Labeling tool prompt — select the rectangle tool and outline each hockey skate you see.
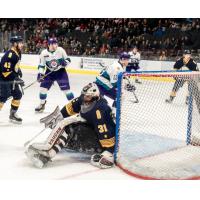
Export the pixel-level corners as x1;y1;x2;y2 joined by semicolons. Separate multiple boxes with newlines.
9;110;22;124
35;100;47;113
25;145;50;168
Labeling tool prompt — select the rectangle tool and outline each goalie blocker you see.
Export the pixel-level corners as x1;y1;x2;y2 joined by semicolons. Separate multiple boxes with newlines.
25;83;116;169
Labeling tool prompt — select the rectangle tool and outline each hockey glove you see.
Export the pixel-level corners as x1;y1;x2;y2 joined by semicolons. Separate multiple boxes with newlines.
60;58;71;68
14;77;25;87
91;151;114;169
37;73;45;82
125;83;136;92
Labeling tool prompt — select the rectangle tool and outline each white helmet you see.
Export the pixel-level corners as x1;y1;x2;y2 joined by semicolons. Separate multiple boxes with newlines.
81;83;100;97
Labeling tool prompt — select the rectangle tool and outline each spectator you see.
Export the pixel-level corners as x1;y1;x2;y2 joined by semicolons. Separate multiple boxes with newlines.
0;18;199;60
159;50;167;61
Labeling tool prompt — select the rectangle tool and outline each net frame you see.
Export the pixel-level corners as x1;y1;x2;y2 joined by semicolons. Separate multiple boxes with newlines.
114;71;200;180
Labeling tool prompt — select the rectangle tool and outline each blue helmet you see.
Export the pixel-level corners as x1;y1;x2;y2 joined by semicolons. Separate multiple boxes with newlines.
10;36;23;43
119;52;130;60
48;38;58;45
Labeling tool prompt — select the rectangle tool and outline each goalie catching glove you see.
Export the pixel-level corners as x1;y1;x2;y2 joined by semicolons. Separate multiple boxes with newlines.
91;150;114;169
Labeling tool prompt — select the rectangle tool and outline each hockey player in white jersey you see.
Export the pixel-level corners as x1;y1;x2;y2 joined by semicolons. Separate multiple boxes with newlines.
35;38;74;113
127;46;142;84
95;52;131;108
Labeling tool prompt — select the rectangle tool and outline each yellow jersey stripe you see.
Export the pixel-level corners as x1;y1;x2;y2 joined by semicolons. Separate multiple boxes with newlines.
99;137;115;148
65;102;77;116
0;102;4;109
2;72;12;77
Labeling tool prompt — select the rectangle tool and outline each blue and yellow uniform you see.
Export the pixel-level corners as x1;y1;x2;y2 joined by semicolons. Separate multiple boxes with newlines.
166;50;198;104
60;95;116;153
0;48;21;81
174;57;198;71
0;47;22;111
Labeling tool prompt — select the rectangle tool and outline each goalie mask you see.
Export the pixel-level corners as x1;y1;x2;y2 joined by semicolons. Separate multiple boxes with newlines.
81;83;100;106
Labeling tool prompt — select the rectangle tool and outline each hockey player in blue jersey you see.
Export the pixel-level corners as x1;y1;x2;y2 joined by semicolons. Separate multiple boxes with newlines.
35;38;74;113
0;36;24;123
165;50;198;104
26;83;116;169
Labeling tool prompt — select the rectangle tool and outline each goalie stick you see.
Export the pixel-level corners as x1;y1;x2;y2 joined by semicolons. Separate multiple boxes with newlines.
99;62;139;103
24;127;46;148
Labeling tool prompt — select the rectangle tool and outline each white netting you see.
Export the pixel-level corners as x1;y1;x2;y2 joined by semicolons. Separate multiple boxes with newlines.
115;72;200;179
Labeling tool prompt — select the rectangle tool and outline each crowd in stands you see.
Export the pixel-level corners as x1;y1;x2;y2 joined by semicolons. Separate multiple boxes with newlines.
0;18;200;60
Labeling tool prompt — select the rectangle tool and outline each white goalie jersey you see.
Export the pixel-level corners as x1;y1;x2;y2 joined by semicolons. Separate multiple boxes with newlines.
128;51;141;65
38;47;69;73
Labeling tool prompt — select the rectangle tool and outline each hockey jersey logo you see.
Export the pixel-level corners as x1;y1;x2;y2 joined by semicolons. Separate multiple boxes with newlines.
49;59;59;68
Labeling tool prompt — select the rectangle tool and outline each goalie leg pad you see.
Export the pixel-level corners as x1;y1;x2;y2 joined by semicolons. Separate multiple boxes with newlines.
32;125;65;151
25;145;51;168
35;114;86;151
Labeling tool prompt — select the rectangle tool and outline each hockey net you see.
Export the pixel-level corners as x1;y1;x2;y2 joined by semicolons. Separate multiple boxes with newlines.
115;71;200;179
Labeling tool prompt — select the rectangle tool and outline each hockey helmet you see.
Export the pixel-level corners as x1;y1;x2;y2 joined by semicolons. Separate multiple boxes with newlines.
119;52;130;60
183;49;191;55
81;83;100;97
10;36;23;43
48;38;58;45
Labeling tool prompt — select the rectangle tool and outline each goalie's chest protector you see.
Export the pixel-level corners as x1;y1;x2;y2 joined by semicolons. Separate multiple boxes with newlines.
80;98;113;129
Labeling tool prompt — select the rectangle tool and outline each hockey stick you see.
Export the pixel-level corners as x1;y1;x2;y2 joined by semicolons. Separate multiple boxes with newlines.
24;127;46;148
7;69;57;101
124;76;139;103
99;62;107;69
23;69;57;90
